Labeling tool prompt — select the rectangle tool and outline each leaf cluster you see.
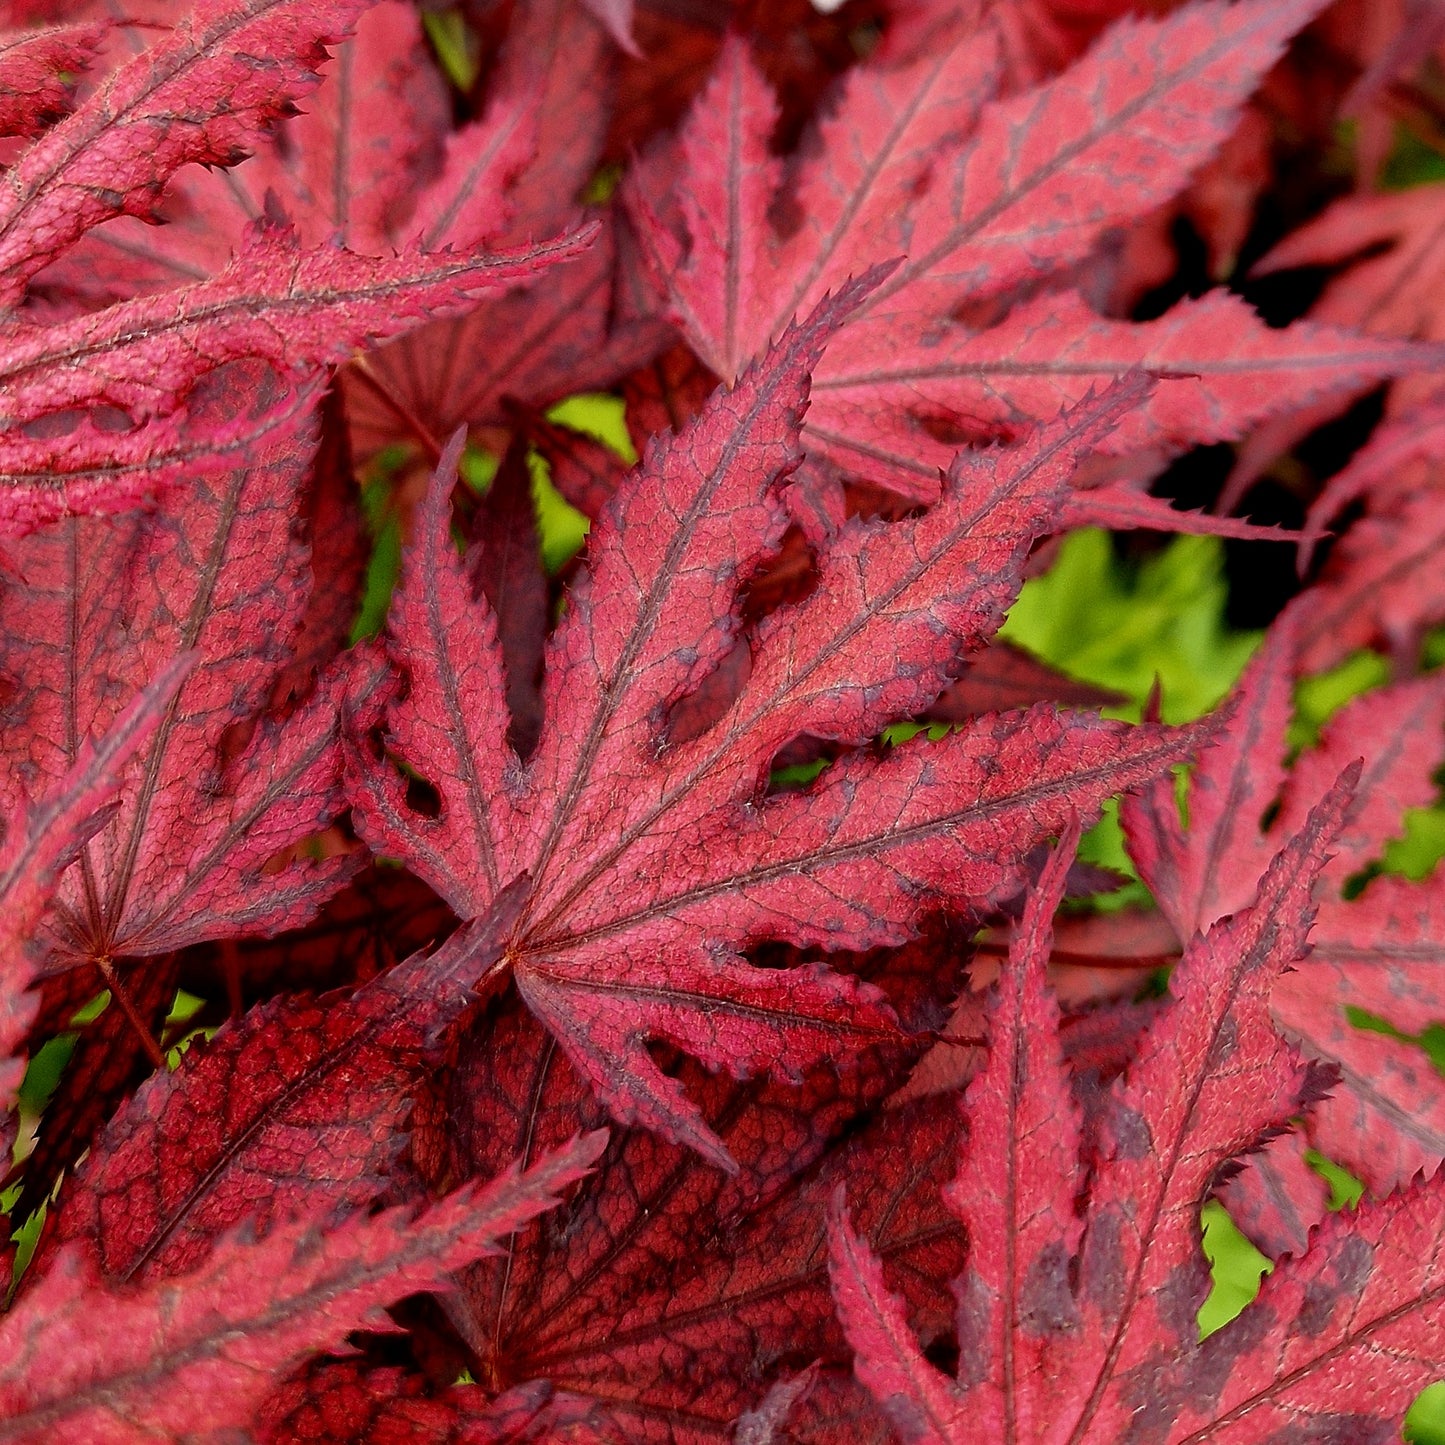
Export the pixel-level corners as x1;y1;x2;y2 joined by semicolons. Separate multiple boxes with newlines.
0;0;1444;1440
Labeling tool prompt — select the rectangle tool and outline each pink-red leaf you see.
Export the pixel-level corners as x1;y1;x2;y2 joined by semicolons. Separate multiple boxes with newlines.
0;376;352;968
1121;609;1445;1207
0;661;186;1104
352;282;1201;1159
0;221;595;429
625;3;1411;504
0;371;322;538
0;0;372;301
827;786;1445;1445
0;1133;605;1443
0;21;105;138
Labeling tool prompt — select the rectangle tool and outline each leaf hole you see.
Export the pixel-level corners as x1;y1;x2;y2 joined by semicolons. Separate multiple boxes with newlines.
767;737;837;792
1405;1381;1445;1442
405;773;443;819
921;1328;960;1377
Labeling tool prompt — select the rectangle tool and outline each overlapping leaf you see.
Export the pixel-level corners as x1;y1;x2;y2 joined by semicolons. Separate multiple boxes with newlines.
1120;611;1445;1221
0;0;598;530
0;368;353;974
1233;184;1445;668
0;1133;604;1443
243;927;970;1443
350;279;1201;1162
0;0;373;300
829;798;1445;1445
628;1;1443;514
341;0;665;465
0;664;184;1105
5;0;1445;1436
0;21;105;138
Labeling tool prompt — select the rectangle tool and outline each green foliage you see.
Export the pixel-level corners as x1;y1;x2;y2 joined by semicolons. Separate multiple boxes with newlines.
351;447;409;643
1198;1200;1272;1339
1382;126;1445;192
1002;529;1259;908
421;8;478;91
1001;529;1260;724
533;394;633;571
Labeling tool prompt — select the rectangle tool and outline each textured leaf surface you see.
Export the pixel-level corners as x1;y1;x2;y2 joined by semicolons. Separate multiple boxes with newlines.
338;0;658;464
0;0;371;300
0;664;183;1104
623;2;1430;502
351;287;1200;1160
0;370;322;539
1122;609;1445;1209
9;0;1445;1434
0;374;352;969
335;964;966;1442
0;1134;604;1443
49;912;513;1283
260;1366;606;1445
831;794;1445;1444
0;22;105;138
0;221;593;429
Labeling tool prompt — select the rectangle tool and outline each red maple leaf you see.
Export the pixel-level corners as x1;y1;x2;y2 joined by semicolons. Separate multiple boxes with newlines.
340;0;666;469
1229;186;1445;667
0;662;184;1110
0;1131;604;1443
829;798;1445;1444
349;279;1199;1163
626;2;1444;526
0;370;355;977
0;0;594;533
228;925;968;1440
0;20;106;138
1;0;1443;1433
1116;610;1445;1246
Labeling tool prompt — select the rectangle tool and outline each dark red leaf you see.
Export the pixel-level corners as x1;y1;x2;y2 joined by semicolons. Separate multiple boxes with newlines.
0;662;186;1103
0;1133;605;1443
0;374;353;970
828;787;1445;1444
14;953;178;1222
47;910;515;1283
467;436;548;758
0;0;373;300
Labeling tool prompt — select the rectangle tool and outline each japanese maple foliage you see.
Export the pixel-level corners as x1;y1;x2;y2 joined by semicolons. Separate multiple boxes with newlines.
0;0;1444;1439
829;811;1445;1445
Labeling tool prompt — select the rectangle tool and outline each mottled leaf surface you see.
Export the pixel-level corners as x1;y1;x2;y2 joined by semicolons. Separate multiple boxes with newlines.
0;1135;604;1443
351;289;1199;1161
1122;609;1445;1209
831;798;1445;1444
0;375;352;970
626;3;1441;503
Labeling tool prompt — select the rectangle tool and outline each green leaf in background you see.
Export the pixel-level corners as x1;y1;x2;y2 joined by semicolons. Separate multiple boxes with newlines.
1001;529;1260;724
530;393;634;573
1198;1200;1272;1339
350;446;410;643
1001;529;1260;908
1382;125;1445;192
421;8;479;92
1411;1384;1445;1443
